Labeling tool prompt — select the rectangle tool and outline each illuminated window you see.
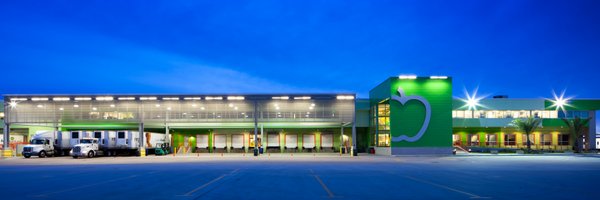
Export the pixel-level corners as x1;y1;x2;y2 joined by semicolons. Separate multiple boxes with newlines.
522;134;535;146
485;134;497;146
377;103;390;147
504;134;516;146
468;134;479;146
542;134;552;145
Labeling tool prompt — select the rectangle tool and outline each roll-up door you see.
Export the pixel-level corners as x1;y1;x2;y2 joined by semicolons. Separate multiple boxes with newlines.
232;134;244;148
285;134;298;148
196;134;209;148
321;134;334;148
267;134;280;147
214;134;227;148
303;134;315;148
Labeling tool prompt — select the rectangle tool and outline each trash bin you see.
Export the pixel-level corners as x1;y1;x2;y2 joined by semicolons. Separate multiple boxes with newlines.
259;147;264;154
369;148;375;154
253;148;259;156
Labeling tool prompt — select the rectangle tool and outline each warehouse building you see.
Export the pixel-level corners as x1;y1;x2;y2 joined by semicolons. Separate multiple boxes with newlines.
2;76;599;157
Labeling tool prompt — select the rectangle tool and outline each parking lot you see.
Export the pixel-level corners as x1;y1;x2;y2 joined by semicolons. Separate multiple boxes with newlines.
1;154;600;199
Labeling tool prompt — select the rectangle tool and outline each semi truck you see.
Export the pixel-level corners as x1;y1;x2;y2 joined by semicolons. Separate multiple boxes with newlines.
70;131;166;158
22;131;60;158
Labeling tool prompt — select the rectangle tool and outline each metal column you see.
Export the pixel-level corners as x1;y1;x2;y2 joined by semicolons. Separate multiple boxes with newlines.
352;97;357;156
253;101;259;156
340;124;344;155
3;123;9;150
138;123;145;157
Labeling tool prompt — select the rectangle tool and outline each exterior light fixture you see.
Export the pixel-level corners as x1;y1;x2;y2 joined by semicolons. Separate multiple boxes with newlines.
118;97;136;100
167;107;172;110
53;97;70;101
37;104;44;108
336;95;355;100
59;107;64;111
110;104;115;107
227;96;245;100
155;104;160;107
10;98;27;101
293;96;311;100
92;107;97;111
234;107;238;110
140;97;158;100
205;96;223;100
184;97;201;100
9;101;18;108
430;76;448;79
272;96;289;100
74;97;92;101
96;96;114;101
162;97;180;101
200;107;205;110
74;104;79;108
398;75;417;79
228;103;234;107
31;97;49;101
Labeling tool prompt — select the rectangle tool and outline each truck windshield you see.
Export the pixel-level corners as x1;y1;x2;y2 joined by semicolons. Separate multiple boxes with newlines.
31;140;45;144
80;140;93;144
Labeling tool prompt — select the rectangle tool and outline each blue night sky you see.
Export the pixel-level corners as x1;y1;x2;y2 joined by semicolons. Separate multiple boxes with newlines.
1;0;599;100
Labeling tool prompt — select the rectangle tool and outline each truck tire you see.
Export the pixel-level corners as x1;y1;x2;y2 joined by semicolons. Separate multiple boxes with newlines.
39;151;46;158
24;155;31;158
88;151;94;158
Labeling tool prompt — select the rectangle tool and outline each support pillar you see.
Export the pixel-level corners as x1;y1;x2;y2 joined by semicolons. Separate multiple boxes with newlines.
139;123;145;157
340;124;344;155
253;101;259;156
352;123;357;157
2;123;12;157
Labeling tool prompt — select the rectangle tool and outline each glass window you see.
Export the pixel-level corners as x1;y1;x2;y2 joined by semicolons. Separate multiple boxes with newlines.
504;134;516;145
94;132;102;139
469;134;479;146
118;131;126;139
71;132;79;139
558;134;569;145
542;134;552;145
485;134;497;146
522;134;535;145
377;131;390;147
453;134;461;145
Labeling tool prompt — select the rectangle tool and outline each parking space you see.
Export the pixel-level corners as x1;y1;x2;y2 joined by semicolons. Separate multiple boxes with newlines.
1;155;600;199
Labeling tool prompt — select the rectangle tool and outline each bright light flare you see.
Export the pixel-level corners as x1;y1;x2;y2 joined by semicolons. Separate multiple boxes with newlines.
550;90;572;114
460;87;485;110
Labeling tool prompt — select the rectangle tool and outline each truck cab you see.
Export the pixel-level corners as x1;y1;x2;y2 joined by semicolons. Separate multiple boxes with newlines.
71;138;101;158
23;138;55;158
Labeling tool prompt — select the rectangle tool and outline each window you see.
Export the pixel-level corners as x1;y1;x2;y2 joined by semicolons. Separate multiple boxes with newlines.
542;134;552;145
71;132;79;139
558;134;569;145
504;134;516;146
94;132;102;139
522;134;535;146
485;134;497;146
453;134;461;145
469;134;479;146
118;131;126;139
377;103;390;147
377;131;390;147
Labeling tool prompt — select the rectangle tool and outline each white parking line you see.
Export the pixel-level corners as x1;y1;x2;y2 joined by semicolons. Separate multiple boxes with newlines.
404;175;489;199
310;169;336;198
181;168;240;196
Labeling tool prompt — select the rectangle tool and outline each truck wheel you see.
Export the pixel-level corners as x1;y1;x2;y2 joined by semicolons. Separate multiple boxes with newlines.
24;155;31;158
88;151;94;158
39;151;46;158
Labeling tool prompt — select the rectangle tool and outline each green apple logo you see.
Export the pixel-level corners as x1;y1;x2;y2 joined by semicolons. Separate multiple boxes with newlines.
391;87;431;142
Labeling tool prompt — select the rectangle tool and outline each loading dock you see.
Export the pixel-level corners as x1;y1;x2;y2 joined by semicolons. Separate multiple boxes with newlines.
285;134;298;152
266;132;280;153
213;134;227;153
196;134;209;153
303;134;316;152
